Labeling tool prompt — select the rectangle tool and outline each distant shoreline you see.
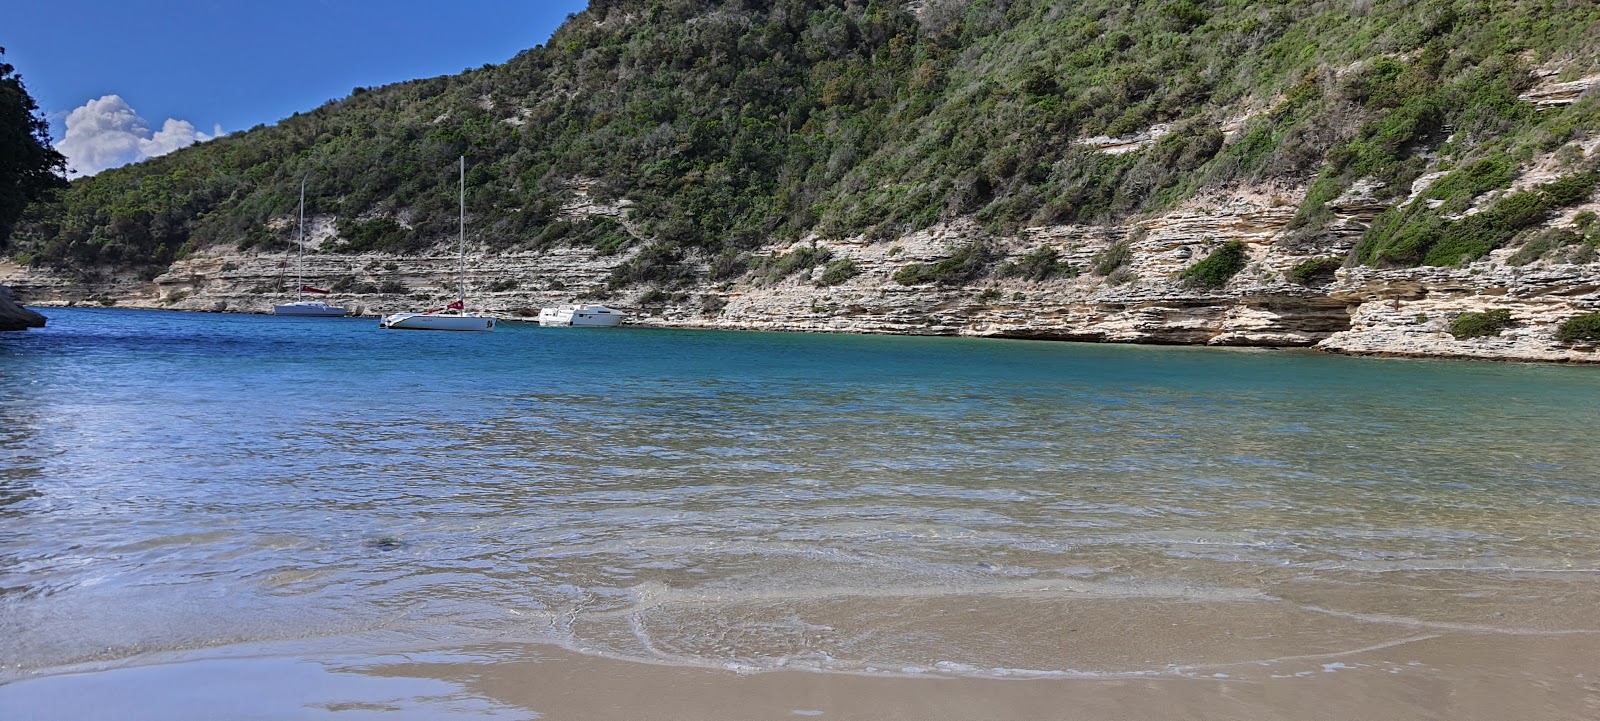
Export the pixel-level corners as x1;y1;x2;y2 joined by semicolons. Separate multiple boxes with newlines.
20;302;1600;367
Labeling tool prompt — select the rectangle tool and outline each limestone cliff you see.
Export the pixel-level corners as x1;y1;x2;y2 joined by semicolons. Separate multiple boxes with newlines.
6;179;1597;363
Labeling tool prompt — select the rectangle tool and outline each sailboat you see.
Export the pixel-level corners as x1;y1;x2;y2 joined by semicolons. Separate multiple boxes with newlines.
379;156;496;332
273;177;348;317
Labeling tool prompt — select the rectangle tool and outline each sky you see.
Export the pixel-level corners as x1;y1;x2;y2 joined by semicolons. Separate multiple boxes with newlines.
2;0;591;176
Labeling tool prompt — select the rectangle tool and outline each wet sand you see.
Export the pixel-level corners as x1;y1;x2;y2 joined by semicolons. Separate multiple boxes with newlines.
4;629;1598;721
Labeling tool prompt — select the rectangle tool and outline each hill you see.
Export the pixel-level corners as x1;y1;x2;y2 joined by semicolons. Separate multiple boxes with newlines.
6;0;1600;361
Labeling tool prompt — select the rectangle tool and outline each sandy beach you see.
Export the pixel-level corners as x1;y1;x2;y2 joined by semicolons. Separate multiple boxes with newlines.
4;630;1598;721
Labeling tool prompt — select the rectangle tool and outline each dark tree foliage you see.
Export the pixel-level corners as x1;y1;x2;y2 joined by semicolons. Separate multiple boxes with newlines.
0;48;67;247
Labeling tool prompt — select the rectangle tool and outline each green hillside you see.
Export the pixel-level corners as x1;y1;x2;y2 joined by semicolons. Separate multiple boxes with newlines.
12;0;1600;277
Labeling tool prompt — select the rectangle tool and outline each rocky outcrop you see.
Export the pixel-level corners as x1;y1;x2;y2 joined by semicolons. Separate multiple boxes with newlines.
0;284;46;331
1319;263;1600;363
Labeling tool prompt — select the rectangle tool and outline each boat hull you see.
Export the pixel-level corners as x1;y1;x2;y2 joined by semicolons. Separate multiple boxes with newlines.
273;302;347;317
538;305;625;327
379;312;495;332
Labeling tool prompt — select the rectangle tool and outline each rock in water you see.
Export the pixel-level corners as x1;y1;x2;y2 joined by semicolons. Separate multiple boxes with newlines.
0;285;47;331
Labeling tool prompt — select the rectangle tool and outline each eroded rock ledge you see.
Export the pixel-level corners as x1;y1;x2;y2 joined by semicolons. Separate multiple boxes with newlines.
3;185;1597;363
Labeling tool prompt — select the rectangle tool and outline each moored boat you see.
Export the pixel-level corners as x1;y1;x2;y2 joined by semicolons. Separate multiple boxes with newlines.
379;307;496;331
273;178;347;317
273;298;347;317
537;304;625;327
378;156;494;333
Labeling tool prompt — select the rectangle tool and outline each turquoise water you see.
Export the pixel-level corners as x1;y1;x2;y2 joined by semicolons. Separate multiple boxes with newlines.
2;308;1599;678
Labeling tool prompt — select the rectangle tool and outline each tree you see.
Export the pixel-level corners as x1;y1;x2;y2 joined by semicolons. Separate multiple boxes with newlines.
0;47;66;248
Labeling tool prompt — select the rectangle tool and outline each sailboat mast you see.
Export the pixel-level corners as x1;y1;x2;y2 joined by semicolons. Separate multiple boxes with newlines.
459;155;466;308
297;177;305;302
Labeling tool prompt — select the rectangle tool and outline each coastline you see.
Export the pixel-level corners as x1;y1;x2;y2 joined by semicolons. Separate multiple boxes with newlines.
6;182;1597;364
11;300;1600;366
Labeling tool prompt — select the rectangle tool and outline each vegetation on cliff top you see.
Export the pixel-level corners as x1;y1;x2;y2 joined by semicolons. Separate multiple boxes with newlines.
11;0;1600;282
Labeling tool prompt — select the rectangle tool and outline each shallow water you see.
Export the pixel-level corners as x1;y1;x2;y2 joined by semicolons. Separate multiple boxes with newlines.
2;308;1599;686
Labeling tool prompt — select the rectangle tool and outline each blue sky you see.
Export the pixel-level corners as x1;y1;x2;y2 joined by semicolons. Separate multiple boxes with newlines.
3;0;589;172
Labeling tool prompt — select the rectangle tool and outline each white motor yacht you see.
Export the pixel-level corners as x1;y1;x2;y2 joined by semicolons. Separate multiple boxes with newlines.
538;304;625;327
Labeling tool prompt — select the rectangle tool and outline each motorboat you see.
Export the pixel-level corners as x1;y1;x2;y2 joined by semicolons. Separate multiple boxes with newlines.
379;156;494;333
273;178;347;317
538;304;625;327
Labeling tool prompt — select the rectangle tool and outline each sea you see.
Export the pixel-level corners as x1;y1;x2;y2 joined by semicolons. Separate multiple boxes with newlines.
2;307;1599;716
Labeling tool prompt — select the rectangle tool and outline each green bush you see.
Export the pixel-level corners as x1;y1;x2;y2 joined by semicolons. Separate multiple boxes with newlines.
1554;311;1600;343
708;250;748;281
330;217;417;254
1180;240;1248;289
1450;308;1513;339
756;245;831;284
700;294;727;315
1002;245;1077;281
892;242;994;286
377;279;405;294
816;258;860;286
1288;256;1343;284
1091;241;1132;276
608;242;693;288
1507;228;1581;266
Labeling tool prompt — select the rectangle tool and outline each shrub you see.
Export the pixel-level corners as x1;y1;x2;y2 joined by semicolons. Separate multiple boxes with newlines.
1288;256;1343;284
377;279;405;294
1180;240;1248;289
1555;312;1600;343
756;245;831;284
892;242;995;286
488;278;520;292
1091;241;1132;276
1507;229;1580;266
700;294;727;315
816;258;861;286
330;217;417;254
708;250;748;281
608;242;693;288
1450;309;1513;339
1002;245;1077;281
638;288;670;305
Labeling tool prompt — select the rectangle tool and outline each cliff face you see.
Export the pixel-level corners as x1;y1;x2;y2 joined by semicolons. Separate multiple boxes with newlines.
7;182;1597;363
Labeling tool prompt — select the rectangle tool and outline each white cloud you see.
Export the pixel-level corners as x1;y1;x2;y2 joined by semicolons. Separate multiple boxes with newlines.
57;95;224;177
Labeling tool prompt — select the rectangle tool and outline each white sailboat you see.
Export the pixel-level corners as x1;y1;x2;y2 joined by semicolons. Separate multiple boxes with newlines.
379;156;496;332
273;178;348;317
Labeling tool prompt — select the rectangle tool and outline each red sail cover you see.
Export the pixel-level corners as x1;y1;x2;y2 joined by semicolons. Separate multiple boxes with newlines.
300;285;330;295
447;300;465;310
